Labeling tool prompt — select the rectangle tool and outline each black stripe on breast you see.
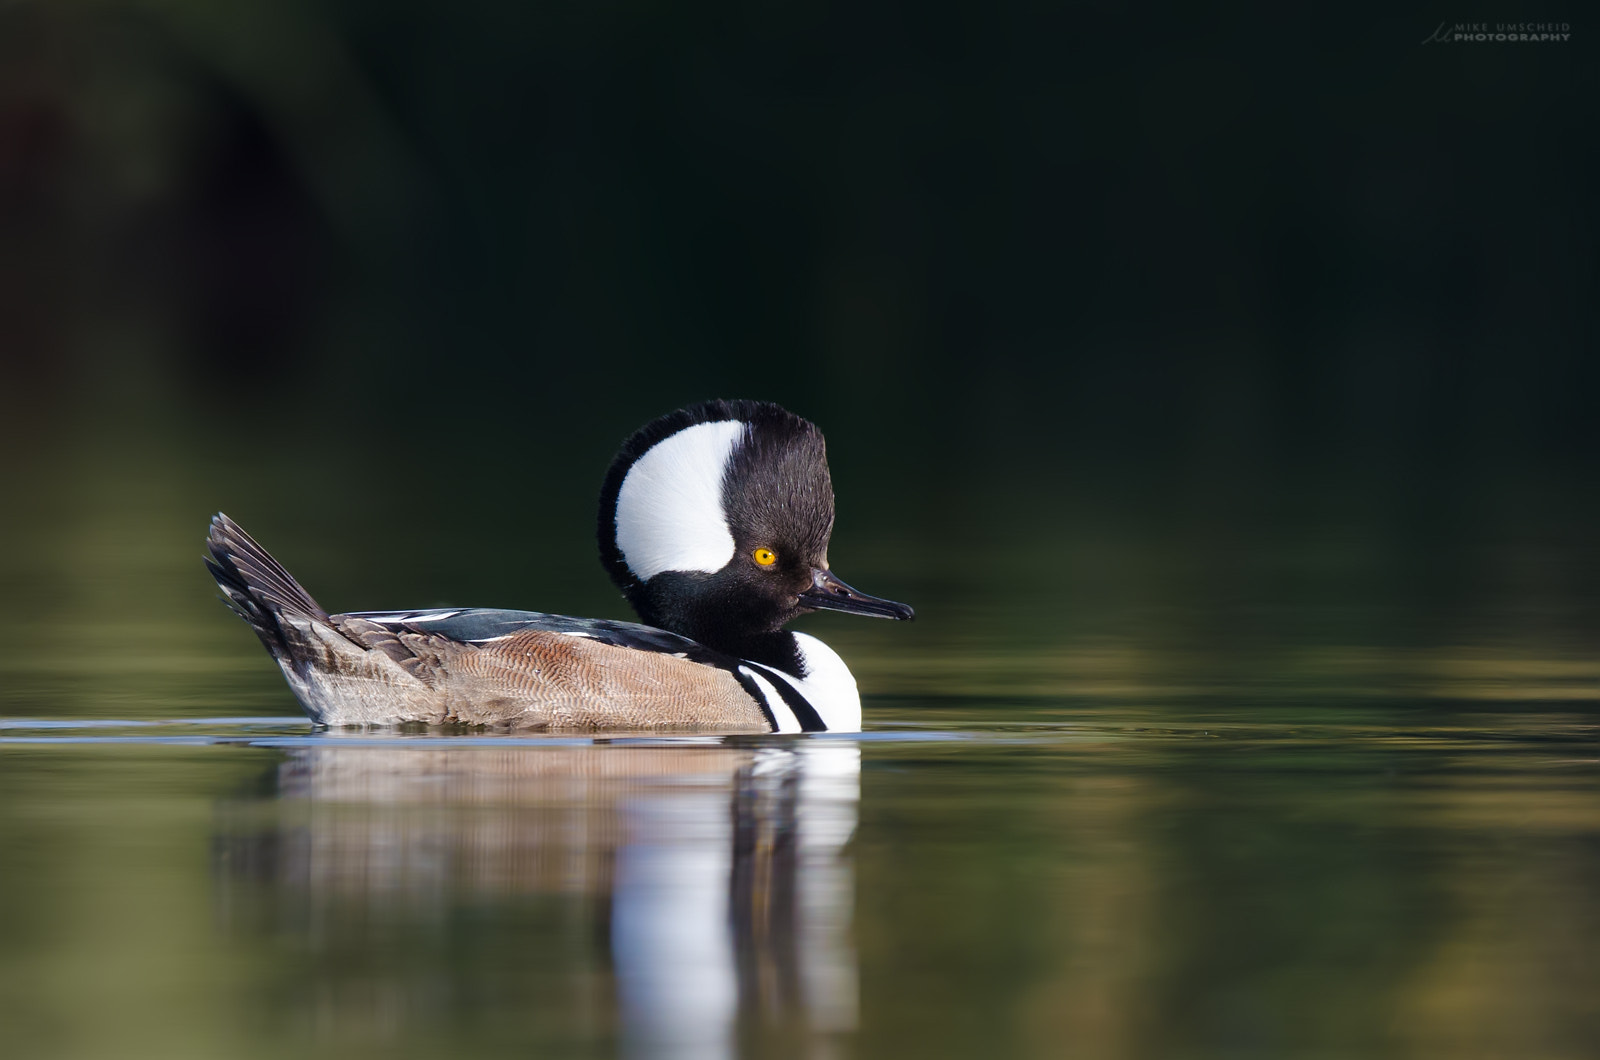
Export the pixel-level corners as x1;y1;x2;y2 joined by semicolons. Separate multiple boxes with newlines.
725;668;779;732
739;661;827;733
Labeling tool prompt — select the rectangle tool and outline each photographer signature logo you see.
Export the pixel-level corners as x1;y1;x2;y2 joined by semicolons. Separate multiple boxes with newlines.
1422;21;1571;43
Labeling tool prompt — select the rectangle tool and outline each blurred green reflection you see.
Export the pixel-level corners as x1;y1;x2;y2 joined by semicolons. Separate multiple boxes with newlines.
2;719;1598;1060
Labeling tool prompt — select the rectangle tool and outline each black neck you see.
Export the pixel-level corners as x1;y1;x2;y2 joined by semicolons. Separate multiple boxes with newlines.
636;595;804;678
715;629;805;677
629;572;808;677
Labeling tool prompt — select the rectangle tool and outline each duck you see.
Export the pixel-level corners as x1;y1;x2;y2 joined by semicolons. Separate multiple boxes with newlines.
205;399;913;733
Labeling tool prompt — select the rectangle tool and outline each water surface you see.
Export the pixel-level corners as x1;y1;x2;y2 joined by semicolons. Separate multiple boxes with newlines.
2;436;1599;1059
3;694;1597;1060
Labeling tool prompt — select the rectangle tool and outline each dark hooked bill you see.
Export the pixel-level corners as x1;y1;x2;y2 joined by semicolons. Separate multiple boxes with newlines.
798;568;915;621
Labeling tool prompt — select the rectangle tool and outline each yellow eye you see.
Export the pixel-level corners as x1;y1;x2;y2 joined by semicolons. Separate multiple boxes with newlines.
752;548;777;567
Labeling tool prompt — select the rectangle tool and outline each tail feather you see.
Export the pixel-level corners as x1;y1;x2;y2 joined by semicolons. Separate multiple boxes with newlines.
206;513;329;653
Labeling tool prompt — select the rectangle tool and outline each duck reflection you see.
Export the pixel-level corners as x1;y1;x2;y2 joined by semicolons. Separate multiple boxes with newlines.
215;738;859;1057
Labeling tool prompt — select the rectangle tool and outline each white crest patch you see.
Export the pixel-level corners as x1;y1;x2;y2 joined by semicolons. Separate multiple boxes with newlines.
615;420;745;581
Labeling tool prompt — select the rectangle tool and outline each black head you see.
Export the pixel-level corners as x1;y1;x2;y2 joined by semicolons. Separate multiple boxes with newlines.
597;400;913;657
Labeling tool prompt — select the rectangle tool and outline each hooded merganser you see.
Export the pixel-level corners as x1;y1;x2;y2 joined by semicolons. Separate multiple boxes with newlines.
205;400;913;732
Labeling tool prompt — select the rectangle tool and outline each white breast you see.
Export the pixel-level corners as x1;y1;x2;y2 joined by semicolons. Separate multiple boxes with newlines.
742;634;861;734
788;634;862;732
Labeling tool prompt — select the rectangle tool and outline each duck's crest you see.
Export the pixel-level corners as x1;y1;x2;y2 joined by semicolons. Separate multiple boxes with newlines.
597;399;827;598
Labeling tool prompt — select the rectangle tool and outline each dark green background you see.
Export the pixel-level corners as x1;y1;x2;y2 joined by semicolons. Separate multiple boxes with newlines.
1;2;1594;676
